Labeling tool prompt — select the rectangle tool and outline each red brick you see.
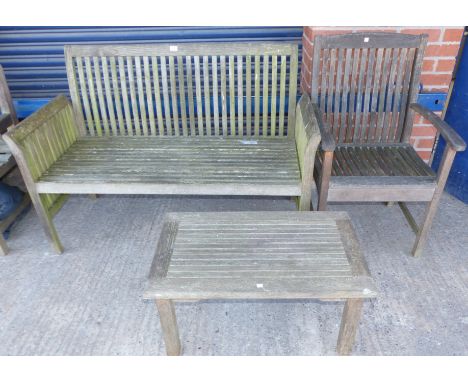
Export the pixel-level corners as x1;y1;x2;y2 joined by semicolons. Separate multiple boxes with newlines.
416;150;432;161
401;28;441;43
304;27;314;42
425;44;461;57
420;73;453;86
422;59;436;72
416;138;436;149
436;58;457;72
412;125;437;136
443;28;464;42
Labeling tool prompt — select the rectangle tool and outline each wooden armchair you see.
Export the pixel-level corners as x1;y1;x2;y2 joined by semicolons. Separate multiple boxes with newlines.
311;33;466;257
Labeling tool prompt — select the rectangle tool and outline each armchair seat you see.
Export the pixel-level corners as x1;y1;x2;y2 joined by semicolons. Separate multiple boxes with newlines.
316;144;437;202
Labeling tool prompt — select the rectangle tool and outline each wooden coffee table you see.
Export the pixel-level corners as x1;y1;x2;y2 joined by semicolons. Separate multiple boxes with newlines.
143;211;377;355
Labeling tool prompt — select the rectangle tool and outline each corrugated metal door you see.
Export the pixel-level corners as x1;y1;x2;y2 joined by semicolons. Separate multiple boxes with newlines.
0;26;303;117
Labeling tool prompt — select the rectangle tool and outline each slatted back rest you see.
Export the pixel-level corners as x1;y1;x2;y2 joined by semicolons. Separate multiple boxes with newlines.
311;33;427;144
3;95;78;211
65;43;298;138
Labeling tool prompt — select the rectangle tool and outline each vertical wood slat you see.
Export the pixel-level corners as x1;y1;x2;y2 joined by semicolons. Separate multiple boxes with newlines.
92;57;109;136
101;57;118;136
262;54;269;136
327;49;336;128
135;56;148;136
333;49;344;138
237;55;244;136
160;56;172;135
254;55;261;136
310;37;322;103
152;56;164;135
228;55;236;135
339;49;352;143
402;36;427;142
118;56;133;136
245;56;252;136
177;56;188;136
194;56;204;136
346;49;360;142
143;56;156;135
270;55;278;136
185;56;196;135
127;56;141;136
278;55;287;137
375;49;392;142
382;48;399;142
287;48;298;137
110;57;125;135
220;56;228;136
396;48;416;141
320;49;329;115
169;56;180;136
353;48;368;142
362;48;375;142
369;49;384;142
203;56;211;135
76;57;94;135
212;56;220;136
388;48;407;142
84;57;102;136
65;52;86;136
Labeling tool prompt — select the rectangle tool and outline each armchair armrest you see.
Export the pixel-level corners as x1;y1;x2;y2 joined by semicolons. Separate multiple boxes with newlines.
410;103;466;152
311;103;336;152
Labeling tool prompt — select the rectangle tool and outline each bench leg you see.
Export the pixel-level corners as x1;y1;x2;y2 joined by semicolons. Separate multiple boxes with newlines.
317;151;333;211
0;235;8;256
298;193;312;211
156;299;181;356
32;193;64;254
337;298;363;355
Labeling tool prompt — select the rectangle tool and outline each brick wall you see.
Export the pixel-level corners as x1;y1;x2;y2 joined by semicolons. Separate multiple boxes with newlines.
301;26;464;162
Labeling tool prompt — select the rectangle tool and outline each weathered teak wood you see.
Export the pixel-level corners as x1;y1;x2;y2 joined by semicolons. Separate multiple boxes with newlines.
144;211;377;355
0;65;18;126
64;43;298;138
312;33;466;257
3;95;79;253
3;43;320;253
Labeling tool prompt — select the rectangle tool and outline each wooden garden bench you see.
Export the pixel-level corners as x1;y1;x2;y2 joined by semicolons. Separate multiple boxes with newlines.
3;43;321;253
311;33;466;257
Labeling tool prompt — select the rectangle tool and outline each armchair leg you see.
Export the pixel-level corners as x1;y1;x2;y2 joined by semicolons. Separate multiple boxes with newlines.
318;151;333;211
412;146;456;257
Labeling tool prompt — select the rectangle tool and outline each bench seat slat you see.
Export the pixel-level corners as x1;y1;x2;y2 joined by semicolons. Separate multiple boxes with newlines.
37;136;301;195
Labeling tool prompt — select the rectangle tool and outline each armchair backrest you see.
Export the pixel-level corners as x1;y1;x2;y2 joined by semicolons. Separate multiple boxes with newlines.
310;32;427;144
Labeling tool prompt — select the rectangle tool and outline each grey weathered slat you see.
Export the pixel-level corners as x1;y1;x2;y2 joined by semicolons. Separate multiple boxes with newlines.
101;57;117;135
127;56;141;136
339;49;352;142
368;48;383;142
185;56;196;135
169;56;180;136
353;48;367;141
118;56;133;135
287;46;298;137
245;55;252;136
361;48;375;141
160;56;173;135
220;56;228;136
75;57;94;135
375;49;392;142
228;55;236;135
85;56;102;136
270;55;278;134
92;57;109;135
110;57;124;135
262;54;269;135
212;56;219;136
135;56;149;136
152;57;165;135
203;56;211;136
346;49;359;142
278;55;287;136
254;55;261;135
320;48;329;115
387;48;407;141
177;56;188;136
143;56;157;135
332;49;344;135
395;48;415;141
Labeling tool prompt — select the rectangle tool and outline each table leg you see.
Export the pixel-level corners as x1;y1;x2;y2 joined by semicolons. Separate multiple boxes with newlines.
336;298;363;355
155;299;181;356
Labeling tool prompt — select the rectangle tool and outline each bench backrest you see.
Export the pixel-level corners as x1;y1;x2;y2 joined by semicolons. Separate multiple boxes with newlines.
310;33;427;144
65;43;298;138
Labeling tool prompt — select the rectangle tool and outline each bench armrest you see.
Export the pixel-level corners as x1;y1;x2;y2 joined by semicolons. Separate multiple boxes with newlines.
2;95;79;183
410;103;466;152
311;103;336;152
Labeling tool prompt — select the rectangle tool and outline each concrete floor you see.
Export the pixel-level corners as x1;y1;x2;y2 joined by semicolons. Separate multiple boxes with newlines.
0;193;467;355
